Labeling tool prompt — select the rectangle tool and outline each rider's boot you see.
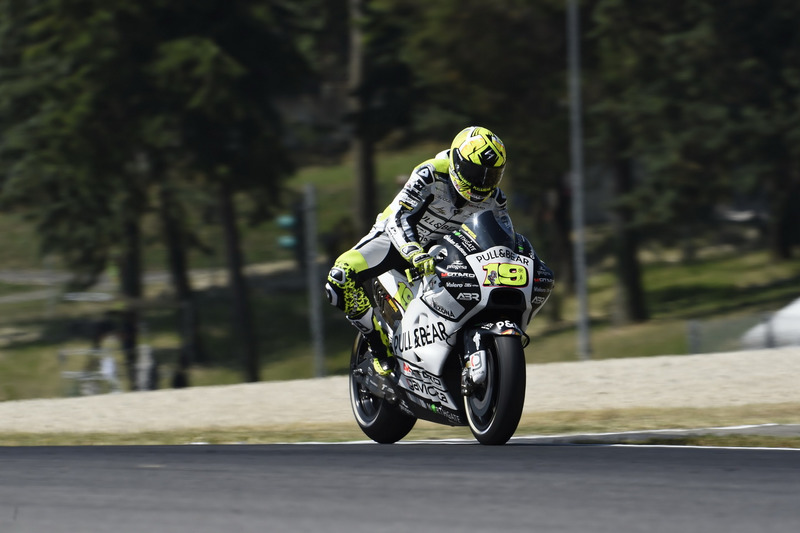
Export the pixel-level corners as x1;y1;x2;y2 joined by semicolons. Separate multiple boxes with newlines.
349;308;394;376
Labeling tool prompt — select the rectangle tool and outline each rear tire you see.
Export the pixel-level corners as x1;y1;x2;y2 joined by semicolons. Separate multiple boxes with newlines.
464;336;526;445
349;335;416;444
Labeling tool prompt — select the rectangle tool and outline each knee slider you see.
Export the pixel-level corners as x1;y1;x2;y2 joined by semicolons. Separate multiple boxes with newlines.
327;250;371;316
326;266;348;310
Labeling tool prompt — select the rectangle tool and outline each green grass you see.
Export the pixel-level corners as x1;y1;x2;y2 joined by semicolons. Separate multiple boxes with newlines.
1;402;798;447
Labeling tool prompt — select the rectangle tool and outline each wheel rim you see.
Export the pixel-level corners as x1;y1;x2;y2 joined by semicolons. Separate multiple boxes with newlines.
350;337;383;425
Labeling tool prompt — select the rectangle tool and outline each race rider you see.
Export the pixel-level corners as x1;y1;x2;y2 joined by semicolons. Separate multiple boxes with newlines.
325;126;541;376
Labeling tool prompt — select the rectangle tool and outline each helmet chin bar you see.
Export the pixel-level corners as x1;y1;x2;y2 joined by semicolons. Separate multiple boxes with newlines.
449;167;493;203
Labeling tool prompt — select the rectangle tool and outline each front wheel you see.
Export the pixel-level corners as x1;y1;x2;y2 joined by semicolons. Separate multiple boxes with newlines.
349;335;416;444
464;336;526;445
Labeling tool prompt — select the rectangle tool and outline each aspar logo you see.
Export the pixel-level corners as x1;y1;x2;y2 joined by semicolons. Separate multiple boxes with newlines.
393;322;448;352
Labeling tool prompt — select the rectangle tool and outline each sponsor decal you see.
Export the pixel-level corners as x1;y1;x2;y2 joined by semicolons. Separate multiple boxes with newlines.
443;235;469;256
407;380;448;404
532;296;546;304
429;404;461;424
401;364;453;407
456;292;480;301
475;248;531;266
448;231;478;251
482;319;519;332
448;259;469;270
482;263;529;287
429;299;456;319
421;214;460;232
440;271;476;279
393;321;449;352
393;282;415;309
460;225;478;241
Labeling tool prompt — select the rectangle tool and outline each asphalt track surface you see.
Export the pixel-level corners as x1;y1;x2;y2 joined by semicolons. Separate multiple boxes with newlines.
1;439;799;533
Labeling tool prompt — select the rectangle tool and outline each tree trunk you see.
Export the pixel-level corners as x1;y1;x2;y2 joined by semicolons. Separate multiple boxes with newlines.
218;181;260;382
612;157;649;324
767;168;800;260
349;0;376;236
119;212;143;390
158;182;204;387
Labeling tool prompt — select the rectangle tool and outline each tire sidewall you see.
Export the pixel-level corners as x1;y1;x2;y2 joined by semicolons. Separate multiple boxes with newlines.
465;335;526;445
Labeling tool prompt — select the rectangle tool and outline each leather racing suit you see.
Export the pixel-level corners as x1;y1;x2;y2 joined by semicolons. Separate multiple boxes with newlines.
325;150;513;351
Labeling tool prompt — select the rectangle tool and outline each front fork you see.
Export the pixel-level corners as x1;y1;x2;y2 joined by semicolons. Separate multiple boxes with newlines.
461;320;526;396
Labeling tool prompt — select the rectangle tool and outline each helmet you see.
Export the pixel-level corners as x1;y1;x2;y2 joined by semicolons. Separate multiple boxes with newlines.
449;126;506;202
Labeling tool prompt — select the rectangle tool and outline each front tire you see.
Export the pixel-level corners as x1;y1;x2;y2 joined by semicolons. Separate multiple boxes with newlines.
464;336;526;445
349;335;416;444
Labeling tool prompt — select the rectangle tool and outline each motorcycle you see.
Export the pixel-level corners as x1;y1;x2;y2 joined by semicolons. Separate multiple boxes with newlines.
349;210;554;445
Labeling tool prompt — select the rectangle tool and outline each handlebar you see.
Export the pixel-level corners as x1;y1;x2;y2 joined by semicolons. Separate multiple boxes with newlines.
405;268;439;295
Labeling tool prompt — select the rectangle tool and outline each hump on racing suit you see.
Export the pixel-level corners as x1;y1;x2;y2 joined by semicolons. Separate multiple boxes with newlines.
375;150;512;254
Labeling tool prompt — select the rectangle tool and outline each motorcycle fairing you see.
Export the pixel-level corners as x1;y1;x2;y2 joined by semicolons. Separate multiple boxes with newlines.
397;358;459;412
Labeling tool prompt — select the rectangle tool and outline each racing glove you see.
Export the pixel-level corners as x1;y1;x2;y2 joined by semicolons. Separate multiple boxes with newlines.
400;242;436;276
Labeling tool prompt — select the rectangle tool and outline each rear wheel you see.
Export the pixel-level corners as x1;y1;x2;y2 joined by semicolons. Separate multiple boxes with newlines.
464;336;526;445
349;335;416;443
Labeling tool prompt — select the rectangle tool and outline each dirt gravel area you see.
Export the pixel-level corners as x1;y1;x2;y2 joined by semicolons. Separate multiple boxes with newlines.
0;347;797;434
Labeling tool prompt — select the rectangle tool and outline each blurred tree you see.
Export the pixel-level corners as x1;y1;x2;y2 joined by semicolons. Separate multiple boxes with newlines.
379;0;572;320
0;0;314;384
347;0;416;234
591;0;800;261
0;0;150;386
709;0;800;259
143;2;310;382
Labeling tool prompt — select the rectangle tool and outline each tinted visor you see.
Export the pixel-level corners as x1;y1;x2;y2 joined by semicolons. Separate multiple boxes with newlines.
454;150;505;190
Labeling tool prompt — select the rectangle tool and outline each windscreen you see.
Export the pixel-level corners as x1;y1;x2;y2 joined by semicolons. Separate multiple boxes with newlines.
460;211;516;251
